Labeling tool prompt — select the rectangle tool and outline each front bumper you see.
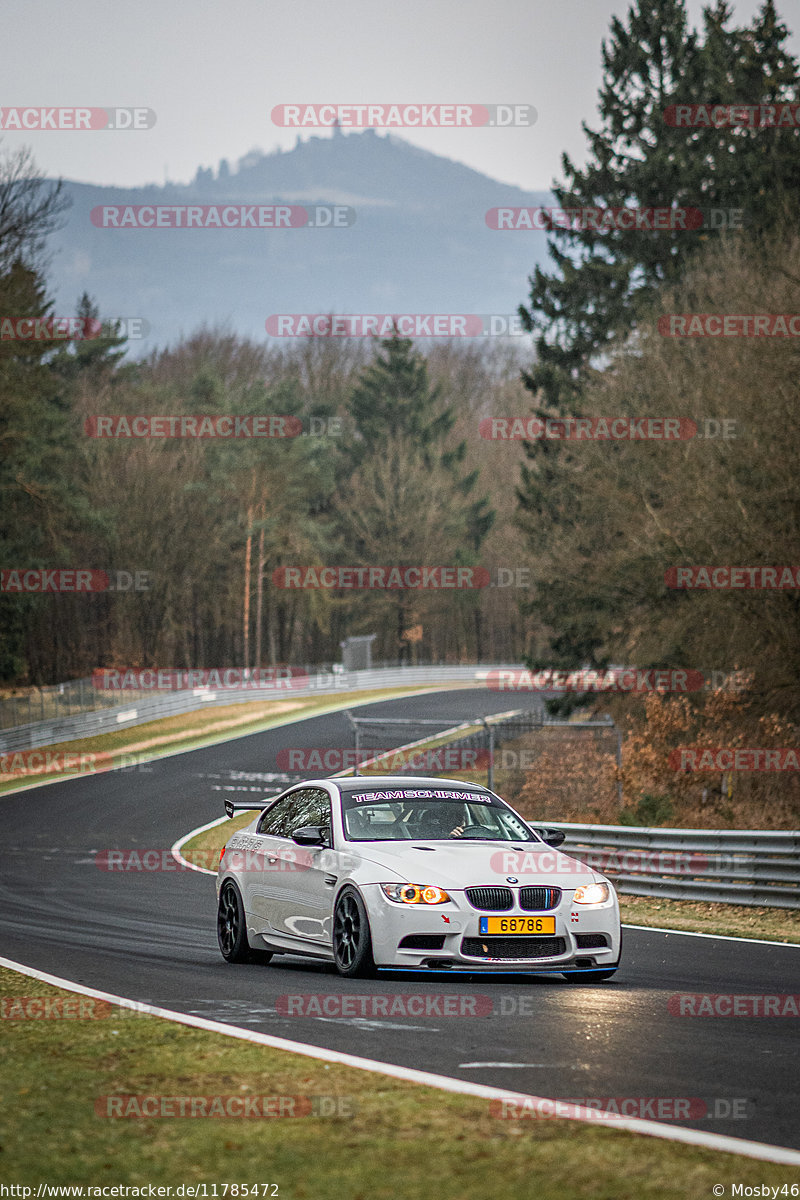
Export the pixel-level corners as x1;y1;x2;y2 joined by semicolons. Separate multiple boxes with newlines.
365;883;621;972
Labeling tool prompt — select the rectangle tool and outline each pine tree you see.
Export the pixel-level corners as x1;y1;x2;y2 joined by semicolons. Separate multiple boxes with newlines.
516;0;800;671
519;0;800;411
49;293;129;382
339;334;494;659
346;334;493;549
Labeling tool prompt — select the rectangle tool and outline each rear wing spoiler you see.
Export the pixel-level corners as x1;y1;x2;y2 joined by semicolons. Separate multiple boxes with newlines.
224;795;280;819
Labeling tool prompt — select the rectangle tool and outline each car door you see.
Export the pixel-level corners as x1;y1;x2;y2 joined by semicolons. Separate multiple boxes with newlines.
279;787;337;946
249;787;335;947
243;790;308;936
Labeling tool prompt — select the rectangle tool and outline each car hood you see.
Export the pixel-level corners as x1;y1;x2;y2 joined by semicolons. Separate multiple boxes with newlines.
348;840;600;890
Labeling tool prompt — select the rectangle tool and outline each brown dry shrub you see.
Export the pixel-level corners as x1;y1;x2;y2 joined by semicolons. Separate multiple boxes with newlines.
618;690;800;828
497;726;619;824
497;689;800;829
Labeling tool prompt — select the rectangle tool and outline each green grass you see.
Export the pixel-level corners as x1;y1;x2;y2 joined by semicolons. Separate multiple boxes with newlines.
0;968;795;1197
618;894;800;943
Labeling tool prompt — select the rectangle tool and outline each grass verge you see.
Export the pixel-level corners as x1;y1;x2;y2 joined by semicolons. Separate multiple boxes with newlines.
0;966;795;1195
617;894;800;943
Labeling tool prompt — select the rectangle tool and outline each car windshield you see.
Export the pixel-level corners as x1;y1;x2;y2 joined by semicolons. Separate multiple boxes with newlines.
341;787;539;842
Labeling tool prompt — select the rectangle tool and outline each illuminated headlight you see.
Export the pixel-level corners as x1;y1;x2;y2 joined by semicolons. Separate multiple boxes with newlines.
380;883;451;905
573;883;610;905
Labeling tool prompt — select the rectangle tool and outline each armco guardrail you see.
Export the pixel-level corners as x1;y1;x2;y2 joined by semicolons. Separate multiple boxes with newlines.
555;822;800;909
0;665;523;754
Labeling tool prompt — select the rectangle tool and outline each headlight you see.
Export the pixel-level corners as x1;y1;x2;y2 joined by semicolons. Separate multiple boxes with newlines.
573;883;610;905
380;883;451;905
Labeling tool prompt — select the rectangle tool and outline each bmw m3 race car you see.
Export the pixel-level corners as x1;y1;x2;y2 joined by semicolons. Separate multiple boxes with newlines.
216;775;621;979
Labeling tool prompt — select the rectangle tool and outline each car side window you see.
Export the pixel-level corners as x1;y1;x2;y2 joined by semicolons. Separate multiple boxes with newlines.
257;792;306;837
289;788;332;838
256;788;332;838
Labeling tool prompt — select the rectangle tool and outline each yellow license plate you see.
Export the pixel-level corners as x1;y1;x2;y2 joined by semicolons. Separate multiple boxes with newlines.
479;916;556;935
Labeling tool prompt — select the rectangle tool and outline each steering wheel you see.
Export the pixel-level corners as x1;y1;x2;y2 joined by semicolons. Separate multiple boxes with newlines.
449;824;494;839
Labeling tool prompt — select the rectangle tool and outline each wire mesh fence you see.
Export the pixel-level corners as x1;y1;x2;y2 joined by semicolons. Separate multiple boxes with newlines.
0;660;506;734
0;677;151;730
343;704;622;797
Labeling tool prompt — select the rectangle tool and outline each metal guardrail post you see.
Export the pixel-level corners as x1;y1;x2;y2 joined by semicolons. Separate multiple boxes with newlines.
343;710;360;776
552;821;800;908
480;716;495;791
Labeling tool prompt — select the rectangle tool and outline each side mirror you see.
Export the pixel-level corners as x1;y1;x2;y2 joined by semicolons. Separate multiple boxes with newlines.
292;825;329;847
532;826;566;848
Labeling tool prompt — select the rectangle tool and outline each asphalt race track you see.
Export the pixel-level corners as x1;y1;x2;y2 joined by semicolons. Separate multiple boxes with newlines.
2;689;799;1154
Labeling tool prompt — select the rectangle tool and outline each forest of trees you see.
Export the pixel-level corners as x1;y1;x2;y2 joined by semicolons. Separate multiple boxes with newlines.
515;0;800;734
2;0;800;761
0;245;531;678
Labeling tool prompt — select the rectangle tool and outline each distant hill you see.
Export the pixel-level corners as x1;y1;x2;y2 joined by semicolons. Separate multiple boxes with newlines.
46;130;553;352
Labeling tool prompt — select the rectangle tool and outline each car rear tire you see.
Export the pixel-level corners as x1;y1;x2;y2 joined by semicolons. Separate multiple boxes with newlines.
333;887;376;978
217;880;271;964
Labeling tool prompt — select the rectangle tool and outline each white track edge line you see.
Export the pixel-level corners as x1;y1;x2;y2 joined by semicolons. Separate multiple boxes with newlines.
621;923;800;948
172;817;229;874
1;954;799;1165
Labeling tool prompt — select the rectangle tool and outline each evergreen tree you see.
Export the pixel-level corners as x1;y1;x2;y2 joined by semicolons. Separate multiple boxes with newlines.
0;266;92;679
346;334;494;549
339;334;494;659
516;0;800;670
519;0;800;412
49;293;130;383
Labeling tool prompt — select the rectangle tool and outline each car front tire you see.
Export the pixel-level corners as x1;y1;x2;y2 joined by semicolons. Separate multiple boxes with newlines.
333;887;376;978
217;880;271;964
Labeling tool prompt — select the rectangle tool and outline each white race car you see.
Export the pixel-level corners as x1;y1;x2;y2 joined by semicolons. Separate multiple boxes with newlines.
216;775;621;980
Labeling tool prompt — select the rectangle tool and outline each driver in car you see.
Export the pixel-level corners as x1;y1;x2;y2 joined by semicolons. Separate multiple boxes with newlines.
414;805;471;839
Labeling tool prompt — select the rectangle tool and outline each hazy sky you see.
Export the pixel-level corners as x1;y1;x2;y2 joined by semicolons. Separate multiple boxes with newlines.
3;0;797;192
